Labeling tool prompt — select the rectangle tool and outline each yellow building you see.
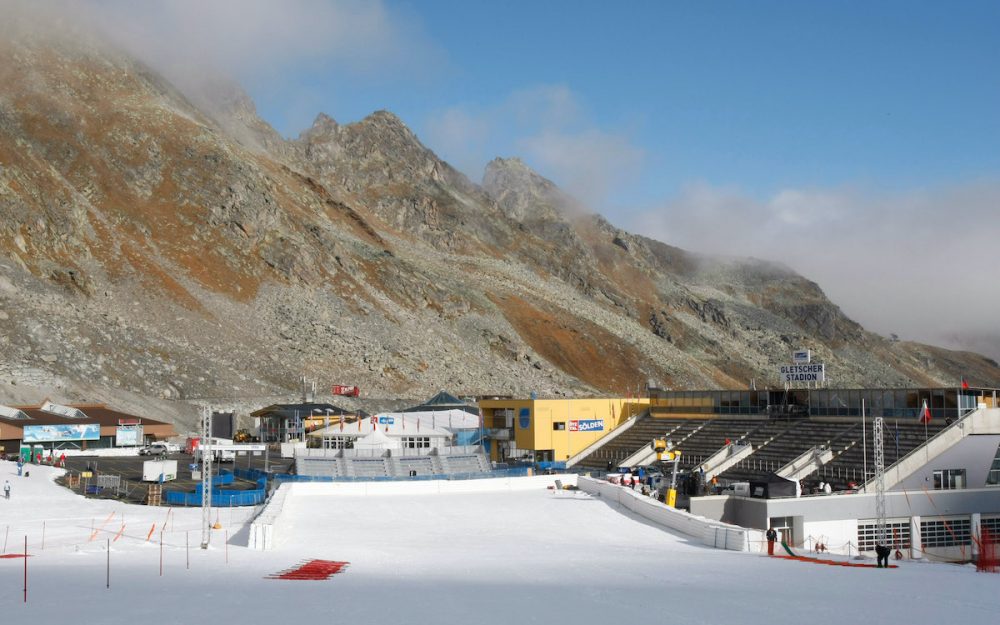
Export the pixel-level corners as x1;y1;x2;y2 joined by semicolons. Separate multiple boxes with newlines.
478;397;648;464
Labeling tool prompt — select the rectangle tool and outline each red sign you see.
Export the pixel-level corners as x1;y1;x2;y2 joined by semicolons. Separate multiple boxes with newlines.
332;385;360;397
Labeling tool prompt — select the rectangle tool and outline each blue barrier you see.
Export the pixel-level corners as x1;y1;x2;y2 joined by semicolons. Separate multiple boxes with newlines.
164;467;536;505
163;470;265;506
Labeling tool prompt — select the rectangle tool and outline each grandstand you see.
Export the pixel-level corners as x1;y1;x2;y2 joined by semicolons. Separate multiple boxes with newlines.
294;446;492;479
572;406;955;491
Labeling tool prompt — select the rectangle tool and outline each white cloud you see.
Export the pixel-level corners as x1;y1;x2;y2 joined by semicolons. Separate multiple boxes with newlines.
517;129;644;207
628;179;1000;360
424;85;644;206
10;0;442;131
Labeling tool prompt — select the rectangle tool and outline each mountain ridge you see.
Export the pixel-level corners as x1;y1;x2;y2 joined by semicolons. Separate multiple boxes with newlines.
1;26;997;430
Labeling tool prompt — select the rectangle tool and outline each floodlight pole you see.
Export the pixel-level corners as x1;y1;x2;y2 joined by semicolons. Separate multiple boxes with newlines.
201;406;213;549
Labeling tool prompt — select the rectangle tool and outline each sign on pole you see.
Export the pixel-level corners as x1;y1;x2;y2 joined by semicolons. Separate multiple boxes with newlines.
792;350;811;364
779;363;825;384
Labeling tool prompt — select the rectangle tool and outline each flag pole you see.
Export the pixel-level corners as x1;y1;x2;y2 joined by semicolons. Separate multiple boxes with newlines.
861;398;867;493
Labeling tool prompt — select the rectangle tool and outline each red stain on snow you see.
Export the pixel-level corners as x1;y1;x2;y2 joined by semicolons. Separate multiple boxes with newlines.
267;559;349;580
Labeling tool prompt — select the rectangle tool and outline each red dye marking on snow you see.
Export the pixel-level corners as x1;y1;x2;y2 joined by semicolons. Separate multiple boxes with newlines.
774;555;897;568
266;559;349;580
0;554;30;559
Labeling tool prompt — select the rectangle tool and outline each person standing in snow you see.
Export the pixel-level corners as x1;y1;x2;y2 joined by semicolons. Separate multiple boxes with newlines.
3;480;10;499
875;543;891;568
766;526;778;556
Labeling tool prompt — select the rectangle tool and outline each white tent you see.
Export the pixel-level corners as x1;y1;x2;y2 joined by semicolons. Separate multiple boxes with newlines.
354;428;401;450
375;409;480;433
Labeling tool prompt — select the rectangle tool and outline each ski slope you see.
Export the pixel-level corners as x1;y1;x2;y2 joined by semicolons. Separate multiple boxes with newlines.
0;460;996;624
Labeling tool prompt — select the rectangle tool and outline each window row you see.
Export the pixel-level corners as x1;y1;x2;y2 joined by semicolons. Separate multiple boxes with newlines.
857;521;911;551
921;519;971;547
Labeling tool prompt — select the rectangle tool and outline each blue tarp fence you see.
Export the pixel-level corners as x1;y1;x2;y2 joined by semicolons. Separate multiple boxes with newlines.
163;469;266;506
162;466;535;506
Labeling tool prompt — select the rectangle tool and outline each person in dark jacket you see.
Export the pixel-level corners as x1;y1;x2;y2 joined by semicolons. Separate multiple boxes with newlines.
875;543;892;568
766;527;778;556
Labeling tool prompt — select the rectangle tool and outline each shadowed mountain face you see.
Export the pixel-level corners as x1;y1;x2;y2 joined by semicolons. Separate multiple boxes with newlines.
1;25;997;412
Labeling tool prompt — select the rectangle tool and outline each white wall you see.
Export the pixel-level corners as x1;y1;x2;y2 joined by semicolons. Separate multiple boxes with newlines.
894;434;1000;490
577;476;762;552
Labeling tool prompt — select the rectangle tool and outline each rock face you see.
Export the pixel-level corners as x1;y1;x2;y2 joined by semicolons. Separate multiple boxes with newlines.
1;22;998;422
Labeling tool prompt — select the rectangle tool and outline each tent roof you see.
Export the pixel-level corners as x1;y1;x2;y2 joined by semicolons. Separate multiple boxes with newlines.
355;428;400;449
403;391;478;414
250;403;368;419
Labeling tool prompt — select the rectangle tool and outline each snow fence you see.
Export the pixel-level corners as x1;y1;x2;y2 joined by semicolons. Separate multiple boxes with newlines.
577;476;756;552
247;474;576;550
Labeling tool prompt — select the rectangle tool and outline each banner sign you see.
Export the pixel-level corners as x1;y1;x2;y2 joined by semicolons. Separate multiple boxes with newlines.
792;350;811;364
780;363;825;383
332;385;360;397
115;425;143;447
371;416;395;425
569;419;604;432
23;423;100;443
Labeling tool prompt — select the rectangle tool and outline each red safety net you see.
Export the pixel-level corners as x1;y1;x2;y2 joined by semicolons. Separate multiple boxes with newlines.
267;559;349;580
974;528;999;573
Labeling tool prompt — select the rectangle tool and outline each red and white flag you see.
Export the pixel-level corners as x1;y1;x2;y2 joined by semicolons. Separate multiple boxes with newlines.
961;378;970;390
919;400;932;424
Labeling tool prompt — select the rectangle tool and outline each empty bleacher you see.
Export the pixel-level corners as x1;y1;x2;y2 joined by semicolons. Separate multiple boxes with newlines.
572;410;955;492
441;454;491;474
574;413;710;472
808;419;949;490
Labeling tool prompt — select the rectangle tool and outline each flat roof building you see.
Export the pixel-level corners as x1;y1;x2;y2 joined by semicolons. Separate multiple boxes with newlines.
0;400;176;457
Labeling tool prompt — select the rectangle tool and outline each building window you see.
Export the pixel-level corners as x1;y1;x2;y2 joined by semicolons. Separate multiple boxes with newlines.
932;469;966;490
857;520;911;551
920;518;971;548
980;517;1000;544
553;422;565;431
986;443;1000;486
401;436;430;449
323;436;354;450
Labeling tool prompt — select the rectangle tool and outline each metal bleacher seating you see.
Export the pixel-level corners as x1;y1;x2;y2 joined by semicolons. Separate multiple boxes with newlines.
574;413;709;472
573;409;954;493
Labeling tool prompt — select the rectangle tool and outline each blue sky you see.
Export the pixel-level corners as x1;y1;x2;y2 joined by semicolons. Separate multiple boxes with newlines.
77;0;1000;355
246;1;1000;209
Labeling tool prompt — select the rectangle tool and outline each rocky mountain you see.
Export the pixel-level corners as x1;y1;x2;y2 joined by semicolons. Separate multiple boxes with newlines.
1;22;998;428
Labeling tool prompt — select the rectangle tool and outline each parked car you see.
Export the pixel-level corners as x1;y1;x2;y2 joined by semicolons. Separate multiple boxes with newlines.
138;442;170;456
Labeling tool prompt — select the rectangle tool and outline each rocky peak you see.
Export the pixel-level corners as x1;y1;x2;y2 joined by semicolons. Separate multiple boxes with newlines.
482;157;566;223
303;112;339;138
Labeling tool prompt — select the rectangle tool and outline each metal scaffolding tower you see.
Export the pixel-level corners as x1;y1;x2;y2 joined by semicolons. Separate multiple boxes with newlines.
200;406;213;549
873;415;887;546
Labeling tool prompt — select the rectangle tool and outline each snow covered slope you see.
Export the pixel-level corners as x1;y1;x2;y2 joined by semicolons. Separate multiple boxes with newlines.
0;461;996;624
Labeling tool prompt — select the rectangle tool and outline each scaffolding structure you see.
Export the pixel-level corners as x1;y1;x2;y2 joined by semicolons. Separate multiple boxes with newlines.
873;415;887;546
200;406;213;549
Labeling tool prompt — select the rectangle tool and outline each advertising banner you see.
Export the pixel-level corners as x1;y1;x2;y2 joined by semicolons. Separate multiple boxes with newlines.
569;419;604;432
332;385;360;397
115;425;144;447
23;423;101;443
